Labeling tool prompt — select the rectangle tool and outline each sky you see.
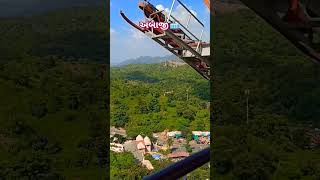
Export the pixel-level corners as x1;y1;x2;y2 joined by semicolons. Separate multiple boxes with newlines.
110;0;210;64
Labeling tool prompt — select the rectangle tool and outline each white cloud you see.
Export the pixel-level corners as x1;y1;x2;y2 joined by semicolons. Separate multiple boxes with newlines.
167;4;209;42
156;4;198;23
110;2;210;64
110;28;170;64
155;4;201;29
131;29;145;40
173;5;197;24
156;4;165;11
156;4;170;15
110;28;115;34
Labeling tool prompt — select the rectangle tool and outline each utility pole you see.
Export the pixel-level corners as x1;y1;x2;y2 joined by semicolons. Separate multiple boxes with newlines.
186;88;189;101
245;89;250;124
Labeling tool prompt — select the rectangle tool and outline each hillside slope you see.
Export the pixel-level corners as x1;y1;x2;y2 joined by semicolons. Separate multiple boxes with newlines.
110;63;210;179
0;7;107;63
0;7;107;179
113;55;177;67
111;63;210;137
212;8;320;179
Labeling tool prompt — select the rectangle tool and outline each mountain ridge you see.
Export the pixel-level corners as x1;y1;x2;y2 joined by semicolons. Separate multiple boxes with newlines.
112;55;183;67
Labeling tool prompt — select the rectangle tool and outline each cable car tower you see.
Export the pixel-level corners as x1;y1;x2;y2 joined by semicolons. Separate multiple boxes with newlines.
120;0;211;80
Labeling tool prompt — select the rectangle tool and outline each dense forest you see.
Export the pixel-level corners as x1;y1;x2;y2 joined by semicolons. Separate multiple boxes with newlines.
110;63;210;179
212;8;320;179
0;7;107;179
110;64;210;137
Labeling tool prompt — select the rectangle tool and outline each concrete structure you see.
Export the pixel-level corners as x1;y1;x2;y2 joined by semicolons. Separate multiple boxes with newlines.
110;143;124;153
167;131;182;138
144;136;152;152
137;142;146;150
136;135;143;141
110;126;127;137
123;140;144;162
167;151;190;162
153;130;169;151
167;151;189;158
142;159;154;170
192;131;210;138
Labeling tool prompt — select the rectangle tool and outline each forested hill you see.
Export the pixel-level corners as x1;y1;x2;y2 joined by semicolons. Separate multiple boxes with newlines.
212;8;320;179
110;64;210;138
0;7;107;63
113;55;177;67
0;7;107;179
213;9;320;125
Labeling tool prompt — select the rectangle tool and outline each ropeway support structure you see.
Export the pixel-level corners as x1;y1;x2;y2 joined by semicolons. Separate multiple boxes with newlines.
120;0;211;80
238;0;320;63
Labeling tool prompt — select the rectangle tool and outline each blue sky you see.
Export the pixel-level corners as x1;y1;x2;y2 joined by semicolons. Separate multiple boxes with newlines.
110;0;210;64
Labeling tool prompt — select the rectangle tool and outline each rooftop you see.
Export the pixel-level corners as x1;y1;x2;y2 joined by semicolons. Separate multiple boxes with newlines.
167;151;190;158
110;126;127;137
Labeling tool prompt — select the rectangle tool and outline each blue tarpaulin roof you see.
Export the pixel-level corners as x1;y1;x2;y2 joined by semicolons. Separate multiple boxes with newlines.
152;154;161;160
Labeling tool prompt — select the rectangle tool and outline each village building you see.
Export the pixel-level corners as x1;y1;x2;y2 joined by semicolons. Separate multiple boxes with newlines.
110;126;127;138
167;131;182;139
123;140;144;162
137;141;146;154
152;133;159;139
192;131;210;144
154;139;168;151
144;136;152;152
134;135;152;153
122;134;154;162
153;131;169;151
142;159;154;170
136;135;143;141
111;136;118;143
110;143;124;153
151;154;162;160
167;151;190;162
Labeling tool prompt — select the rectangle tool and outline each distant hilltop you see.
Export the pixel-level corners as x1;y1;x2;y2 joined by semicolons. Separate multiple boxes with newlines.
112;55;184;67
163;60;187;68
